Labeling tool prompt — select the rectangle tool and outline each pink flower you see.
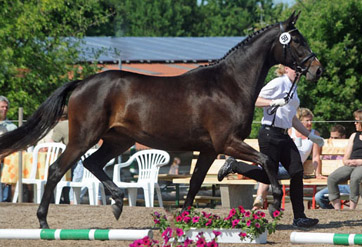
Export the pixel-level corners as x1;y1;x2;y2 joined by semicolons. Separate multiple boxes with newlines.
258;211;266;218
245;211;251;217
192;216;200;223
154;211;160;217
273;210;280;218
182;211;190;217
255;223;261;228
207;240;219;247
238;205;245;214
246;220;251;227
228;208;236;217
183;216;191;223
142;236;151;245
162;227;172;242
239;232;247;238
153;219;160;224
130;239;143;247
205;219;212;226
212;230;221;237
232;219;240;228
253;214;259;220
196;237;206;246
176;228;184;237
184;238;193;246
202;211;211;218
176;215;183;222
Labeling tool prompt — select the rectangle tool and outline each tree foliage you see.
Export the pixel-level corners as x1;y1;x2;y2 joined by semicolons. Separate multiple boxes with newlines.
287;0;362;136
0;0;109;119
86;0;286;37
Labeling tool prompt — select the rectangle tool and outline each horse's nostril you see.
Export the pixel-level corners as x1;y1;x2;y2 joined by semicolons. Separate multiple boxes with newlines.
316;67;323;77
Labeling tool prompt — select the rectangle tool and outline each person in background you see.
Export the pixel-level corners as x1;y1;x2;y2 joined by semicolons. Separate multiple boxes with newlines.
328;109;362;210
218;65;324;228
51;106;69;145
0;96;17;202
315;124;349;209
252;107;323;210
168;157;180;175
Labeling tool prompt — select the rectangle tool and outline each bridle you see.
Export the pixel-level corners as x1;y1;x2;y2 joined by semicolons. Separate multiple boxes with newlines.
279;22;316;75
267;23;316;116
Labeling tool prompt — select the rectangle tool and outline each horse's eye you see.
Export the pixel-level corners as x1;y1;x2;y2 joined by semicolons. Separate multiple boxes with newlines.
293;37;300;44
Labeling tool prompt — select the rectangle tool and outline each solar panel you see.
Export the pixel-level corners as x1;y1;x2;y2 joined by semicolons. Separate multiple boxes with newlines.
78;37;245;63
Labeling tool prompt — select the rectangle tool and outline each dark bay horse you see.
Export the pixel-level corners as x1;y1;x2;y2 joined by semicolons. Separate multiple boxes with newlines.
0;12;322;228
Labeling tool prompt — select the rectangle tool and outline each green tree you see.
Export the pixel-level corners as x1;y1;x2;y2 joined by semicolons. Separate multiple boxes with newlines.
286;0;362;136
0;0;109;120
87;0;288;37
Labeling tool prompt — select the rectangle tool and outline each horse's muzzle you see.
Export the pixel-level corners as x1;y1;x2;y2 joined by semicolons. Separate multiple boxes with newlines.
306;59;323;81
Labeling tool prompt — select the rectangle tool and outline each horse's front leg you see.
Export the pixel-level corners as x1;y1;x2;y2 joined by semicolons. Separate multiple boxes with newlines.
262;159;282;215
183;151;217;210
224;136;283;214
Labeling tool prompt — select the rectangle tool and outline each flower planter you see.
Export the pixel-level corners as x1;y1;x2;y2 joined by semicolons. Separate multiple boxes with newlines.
183;228;267;244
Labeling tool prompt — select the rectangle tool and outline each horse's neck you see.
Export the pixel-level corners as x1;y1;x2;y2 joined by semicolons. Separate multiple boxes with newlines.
223;28;279;100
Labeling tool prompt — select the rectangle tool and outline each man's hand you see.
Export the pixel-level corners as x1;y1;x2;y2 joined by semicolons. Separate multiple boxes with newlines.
270;98;287;107
308;133;324;147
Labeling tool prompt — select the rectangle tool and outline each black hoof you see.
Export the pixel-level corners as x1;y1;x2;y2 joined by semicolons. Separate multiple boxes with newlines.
112;202;123;220
39;221;50;229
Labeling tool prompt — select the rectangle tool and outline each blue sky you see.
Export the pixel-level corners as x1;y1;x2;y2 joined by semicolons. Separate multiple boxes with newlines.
273;0;296;5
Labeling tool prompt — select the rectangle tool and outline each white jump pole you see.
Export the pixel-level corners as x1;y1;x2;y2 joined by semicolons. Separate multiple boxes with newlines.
291;232;362;245
0;229;152;240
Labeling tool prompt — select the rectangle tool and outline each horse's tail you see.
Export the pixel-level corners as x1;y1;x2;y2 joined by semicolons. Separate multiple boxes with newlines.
0;79;82;159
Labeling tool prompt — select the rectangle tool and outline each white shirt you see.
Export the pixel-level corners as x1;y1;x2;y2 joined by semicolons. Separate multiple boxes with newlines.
259;75;300;129
290;128;314;163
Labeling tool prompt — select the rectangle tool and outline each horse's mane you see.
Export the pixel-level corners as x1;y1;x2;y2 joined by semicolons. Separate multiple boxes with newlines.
199;23;279;68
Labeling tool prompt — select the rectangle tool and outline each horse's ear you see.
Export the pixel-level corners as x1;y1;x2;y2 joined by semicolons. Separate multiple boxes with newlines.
286;10;301;27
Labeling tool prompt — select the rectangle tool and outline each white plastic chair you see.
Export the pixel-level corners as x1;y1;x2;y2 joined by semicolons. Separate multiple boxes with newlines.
55;148;112;205
113;149;170;207
55;148;114;205
12;142;66;203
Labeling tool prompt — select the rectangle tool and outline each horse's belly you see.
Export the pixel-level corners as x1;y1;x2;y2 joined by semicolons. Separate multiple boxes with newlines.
130;128;213;152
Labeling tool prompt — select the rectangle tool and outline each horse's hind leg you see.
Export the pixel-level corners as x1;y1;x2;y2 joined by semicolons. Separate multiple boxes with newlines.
183;151;217;210
81;139;134;221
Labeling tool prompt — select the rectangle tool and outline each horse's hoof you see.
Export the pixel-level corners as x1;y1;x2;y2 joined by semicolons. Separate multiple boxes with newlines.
39;222;50;229
111;203;123;220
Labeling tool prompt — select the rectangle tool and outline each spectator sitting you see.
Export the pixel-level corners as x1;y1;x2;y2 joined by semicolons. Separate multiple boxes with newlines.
168;157;180;175
315;124;349;209
328;109;362;210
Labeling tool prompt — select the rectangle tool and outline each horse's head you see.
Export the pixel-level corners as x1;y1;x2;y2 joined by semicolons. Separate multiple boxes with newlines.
273;11;323;81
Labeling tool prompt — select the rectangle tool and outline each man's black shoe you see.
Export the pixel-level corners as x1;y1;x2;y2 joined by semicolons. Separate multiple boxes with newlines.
293;217;319;228
217;157;235;181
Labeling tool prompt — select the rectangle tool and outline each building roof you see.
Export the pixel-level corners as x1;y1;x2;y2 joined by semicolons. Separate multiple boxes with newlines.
80;36;245;64
102;63;206;76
